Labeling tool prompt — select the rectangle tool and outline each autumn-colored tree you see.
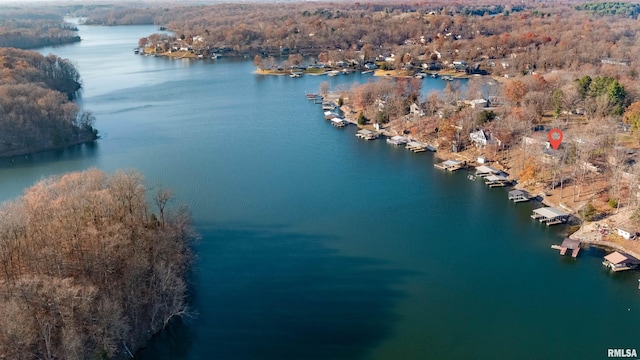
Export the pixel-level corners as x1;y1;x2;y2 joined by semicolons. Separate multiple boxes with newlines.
623;101;640;141
503;79;528;106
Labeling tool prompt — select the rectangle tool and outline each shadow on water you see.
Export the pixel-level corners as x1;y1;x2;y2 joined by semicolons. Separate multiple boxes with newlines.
137;222;414;360
0;141;99;168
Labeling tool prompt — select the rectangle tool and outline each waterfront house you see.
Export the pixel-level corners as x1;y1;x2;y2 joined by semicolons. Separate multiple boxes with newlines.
409;103;424;117
464;99;488;109
470;129;501;148
531;207;569;226
602;251;639;272
616;222;637;240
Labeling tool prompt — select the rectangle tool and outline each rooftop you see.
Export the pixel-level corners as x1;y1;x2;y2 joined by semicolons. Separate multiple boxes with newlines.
533;207;568;219
604;251;631;264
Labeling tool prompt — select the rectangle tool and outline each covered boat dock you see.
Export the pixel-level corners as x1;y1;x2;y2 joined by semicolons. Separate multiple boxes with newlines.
531;207;569;226
355;129;379;140
434;159;465;172
330;117;347;127
602;251;640;272
508;189;531;203
475;165;500;177
551;238;581;257
386;135;408;146
405;141;429;153
484;174;511;187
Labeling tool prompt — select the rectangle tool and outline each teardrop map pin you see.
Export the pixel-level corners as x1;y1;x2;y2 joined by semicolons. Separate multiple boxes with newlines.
548;128;563;150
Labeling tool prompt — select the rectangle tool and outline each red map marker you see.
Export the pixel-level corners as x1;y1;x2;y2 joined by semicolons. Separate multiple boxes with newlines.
548;128;563;150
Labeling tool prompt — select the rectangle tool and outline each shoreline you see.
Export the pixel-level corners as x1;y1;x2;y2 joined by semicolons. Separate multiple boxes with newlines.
333;96;640;267
0;137;98;160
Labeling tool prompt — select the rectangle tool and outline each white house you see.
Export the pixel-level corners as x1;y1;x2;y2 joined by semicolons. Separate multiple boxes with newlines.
409;103;424;117
465;99;488;108
617;222;637;240
470;129;501;147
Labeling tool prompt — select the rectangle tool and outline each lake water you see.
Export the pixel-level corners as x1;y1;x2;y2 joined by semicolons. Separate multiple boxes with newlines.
1;24;638;359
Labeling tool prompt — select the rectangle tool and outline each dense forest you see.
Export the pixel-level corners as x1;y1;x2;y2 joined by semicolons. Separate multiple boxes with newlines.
0;11;80;49
0;48;97;158
107;0;638;78
0;169;195;359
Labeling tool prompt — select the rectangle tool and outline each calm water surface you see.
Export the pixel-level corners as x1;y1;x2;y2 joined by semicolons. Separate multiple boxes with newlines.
1;24;638;360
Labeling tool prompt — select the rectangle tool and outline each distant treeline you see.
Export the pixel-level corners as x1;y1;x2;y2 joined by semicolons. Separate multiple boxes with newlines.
0;169;196;359
0;48;97;158
576;2;640;18
0;14;80;49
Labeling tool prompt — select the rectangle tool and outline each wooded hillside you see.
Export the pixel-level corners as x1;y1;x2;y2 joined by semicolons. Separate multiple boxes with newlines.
0;48;97;158
0;12;80;49
0;169;195;360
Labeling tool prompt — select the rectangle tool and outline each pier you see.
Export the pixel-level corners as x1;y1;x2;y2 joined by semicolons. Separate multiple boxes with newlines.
551;238;581;257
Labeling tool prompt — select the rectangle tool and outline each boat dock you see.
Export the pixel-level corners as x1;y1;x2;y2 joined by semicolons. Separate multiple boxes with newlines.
602;251;640;272
508;189;531;203
474;165;500;177
322;101;335;110
405;141;433;153
551;238;581;257
387;135;408;146
531;207;569;226
330;117;347;127
484;174;511;187
434;159;465;172
324;111;340;120
356;129;380;140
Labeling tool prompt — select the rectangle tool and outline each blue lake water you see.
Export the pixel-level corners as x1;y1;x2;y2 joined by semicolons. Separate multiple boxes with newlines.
0;24;638;360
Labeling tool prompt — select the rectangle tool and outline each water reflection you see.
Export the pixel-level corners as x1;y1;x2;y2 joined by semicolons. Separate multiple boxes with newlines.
137;223;413;360
0;141;99;168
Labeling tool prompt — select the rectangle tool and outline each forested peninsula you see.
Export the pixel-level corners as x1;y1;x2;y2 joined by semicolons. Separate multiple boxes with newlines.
0;48;97;158
0;169;195;359
0;12;80;49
